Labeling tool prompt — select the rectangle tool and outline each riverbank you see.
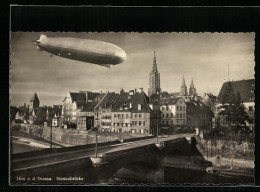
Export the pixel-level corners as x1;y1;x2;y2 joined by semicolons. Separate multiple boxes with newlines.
195;136;254;179
10;130;65;154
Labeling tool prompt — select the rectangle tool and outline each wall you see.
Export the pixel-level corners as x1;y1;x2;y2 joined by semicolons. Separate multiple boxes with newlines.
196;137;254;160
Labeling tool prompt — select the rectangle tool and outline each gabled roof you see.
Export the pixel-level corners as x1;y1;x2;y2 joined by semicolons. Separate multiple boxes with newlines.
150;94;160;101
70;92;86;103
97;92;120;108
169;92;180;97
218;79;254;103
130;92;151;112
204;93;217;103
47;106;62;116
30;93;40;103
112;91;152;112
82;101;99;112
160;97;183;105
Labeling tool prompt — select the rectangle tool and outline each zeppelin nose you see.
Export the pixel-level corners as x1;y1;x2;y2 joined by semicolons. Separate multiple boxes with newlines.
115;49;127;63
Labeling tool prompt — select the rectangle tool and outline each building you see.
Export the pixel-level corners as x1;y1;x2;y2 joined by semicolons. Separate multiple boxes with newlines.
169;76;199;101
148;51;161;97
159;97;187;132
61;92;88;124
216;79;255;129
61;91;102;125
95;91;120;132
186;100;213;131
15;104;29;123
77;101;98;131
112;88;158;134
29;105;62;125
29;93;40;113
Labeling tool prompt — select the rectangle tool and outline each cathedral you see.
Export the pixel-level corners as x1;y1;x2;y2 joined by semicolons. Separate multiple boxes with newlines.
148;51;161;97
180;76;197;97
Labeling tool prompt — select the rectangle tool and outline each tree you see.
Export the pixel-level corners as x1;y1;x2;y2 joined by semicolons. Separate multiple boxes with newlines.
218;81;250;134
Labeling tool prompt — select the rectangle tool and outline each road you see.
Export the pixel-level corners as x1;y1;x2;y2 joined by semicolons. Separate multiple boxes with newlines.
12;133;194;172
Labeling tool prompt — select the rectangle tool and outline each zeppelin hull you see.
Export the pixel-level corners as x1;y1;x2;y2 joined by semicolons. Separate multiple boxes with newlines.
34;35;127;66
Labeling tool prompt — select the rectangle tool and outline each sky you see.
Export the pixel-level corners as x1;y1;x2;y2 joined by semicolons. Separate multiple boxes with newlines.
10;32;255;106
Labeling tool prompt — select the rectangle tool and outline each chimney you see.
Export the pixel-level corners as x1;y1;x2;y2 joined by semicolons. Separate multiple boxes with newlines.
129;103;132;108
129;90;134;96
134;88;137;93
138;88;143;93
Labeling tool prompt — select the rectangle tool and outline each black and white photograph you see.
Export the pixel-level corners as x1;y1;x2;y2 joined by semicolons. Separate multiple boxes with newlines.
9;31;255;185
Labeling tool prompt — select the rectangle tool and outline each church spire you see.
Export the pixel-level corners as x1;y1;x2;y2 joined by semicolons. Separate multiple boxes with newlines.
148;51;161;97
190;79;194;88
180;75;187;96
152;51;158;72
182;75;186;87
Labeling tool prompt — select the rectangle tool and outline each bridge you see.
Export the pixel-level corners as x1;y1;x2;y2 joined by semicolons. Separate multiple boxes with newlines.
11;133;196;184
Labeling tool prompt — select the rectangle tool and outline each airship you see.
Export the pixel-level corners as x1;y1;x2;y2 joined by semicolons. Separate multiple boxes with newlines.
34;34;127;68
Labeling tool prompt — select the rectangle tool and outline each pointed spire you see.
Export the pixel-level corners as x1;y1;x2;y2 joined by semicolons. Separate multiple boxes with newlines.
182;75;186;87
152;51;158;72
190;79;194;88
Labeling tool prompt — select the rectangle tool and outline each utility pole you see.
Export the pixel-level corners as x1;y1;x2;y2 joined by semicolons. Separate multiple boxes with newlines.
95;108;99;158
50;119;52;149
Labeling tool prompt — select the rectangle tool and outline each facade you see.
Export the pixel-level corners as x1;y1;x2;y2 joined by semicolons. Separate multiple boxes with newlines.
61;92;87;124
111;89;157;134
94;92;120;132
148;51;161;97
186;100;213;131
160;97;187;131
77;101;98;131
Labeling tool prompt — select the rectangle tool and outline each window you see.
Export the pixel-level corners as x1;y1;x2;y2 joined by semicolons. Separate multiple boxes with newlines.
135;114;138;118
177;106;179;111
166;121;168;125
183;106;185;111
180;106;182;111
177;114;179;118
122;114;124;118
162;114;164;118
138;104;142;110
166;106;169;111
126;114;129;118
171;121;173;125
249;106;253;111
183;114;185;118
180;114;182;118
162;121;164;125
162;107;164;111
171;113;173;117
139;114;142;118
166;114;169;118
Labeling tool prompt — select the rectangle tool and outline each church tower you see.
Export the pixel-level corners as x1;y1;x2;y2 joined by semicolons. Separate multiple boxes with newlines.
29;93;40;113
148;51;161;97
180;76;188;96
189;79;197;96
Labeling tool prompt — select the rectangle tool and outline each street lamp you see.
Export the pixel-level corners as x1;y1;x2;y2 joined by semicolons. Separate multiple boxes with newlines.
94;108;100;158
50;118;52;149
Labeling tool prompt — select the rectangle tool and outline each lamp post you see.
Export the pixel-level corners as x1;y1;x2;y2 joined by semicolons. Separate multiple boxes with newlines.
94;107;100;158
50;118;52;149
